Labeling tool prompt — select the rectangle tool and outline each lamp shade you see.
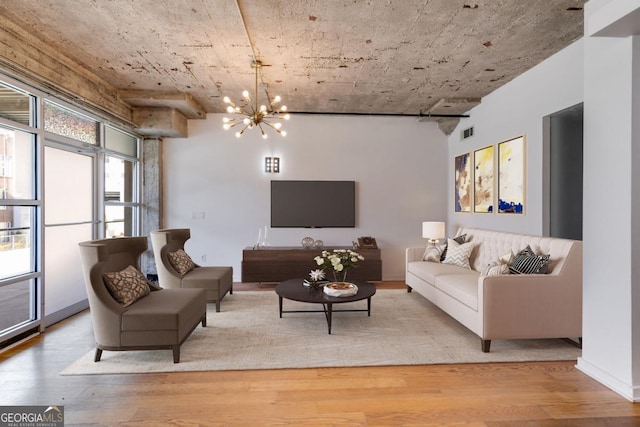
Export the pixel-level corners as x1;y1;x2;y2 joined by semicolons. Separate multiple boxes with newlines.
422;221;445;240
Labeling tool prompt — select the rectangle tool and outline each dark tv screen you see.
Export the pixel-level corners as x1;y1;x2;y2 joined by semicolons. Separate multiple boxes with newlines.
271;180;356;228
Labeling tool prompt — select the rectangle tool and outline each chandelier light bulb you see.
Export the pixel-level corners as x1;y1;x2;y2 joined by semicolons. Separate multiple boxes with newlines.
284;114;291;120
223;96;231;104
223;123;231;130
262;132;268;140
243;118;251;125
235;131;242;138
281;105;288;111
222;117;230;123
281;131;287;137
274;95;281;103
274;122;282;129
260;105;267;112
226;106;234;114
242;90;250;99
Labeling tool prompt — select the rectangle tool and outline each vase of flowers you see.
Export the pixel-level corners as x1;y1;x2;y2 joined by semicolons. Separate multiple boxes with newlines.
313;249;365;283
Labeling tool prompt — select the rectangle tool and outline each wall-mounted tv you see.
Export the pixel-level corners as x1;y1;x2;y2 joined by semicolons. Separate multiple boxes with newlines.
271;180;356;228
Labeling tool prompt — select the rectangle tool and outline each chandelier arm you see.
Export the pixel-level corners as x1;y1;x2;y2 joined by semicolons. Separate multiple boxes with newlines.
261;120;282;133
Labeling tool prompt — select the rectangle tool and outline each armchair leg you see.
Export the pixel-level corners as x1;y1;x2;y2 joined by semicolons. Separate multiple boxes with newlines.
215;300;221;312
173;346;180;363
94;348;103;362
201;314;207;327
230;284;233;295
406;285;413;293
481;339;491;353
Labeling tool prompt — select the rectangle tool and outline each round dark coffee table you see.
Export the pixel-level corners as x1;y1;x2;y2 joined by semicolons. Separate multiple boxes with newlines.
275;278;376;334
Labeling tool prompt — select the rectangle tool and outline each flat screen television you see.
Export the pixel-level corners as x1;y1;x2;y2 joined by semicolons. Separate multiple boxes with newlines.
271;180;356;228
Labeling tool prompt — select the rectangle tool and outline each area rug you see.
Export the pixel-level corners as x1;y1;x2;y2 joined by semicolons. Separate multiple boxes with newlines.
60;290;581;375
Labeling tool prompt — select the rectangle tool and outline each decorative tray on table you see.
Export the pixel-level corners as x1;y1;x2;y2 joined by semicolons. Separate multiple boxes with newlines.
323;282;358;297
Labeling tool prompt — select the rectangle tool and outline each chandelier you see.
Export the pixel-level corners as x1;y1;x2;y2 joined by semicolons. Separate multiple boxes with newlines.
222;60;290;139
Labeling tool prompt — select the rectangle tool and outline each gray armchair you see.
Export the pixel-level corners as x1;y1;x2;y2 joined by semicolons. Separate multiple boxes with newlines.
78;236;207;363
150;228;233;312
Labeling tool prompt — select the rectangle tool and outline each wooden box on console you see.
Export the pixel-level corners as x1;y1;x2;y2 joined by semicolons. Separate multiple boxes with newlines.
241;246;382;283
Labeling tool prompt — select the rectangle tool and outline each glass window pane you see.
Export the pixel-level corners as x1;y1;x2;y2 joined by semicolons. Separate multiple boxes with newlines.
105;205;134;238
44;147;93;225
0;126;35;200
0;280;35;333
44;101;98;145
105;156;135;203
44;223;91;317
0;85;32;126
105;127;137;156
0;206;34;279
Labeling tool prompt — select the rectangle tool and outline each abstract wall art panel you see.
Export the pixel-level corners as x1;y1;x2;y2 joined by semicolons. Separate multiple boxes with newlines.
454;152;471;212
474;145;494;213
498;135;525;214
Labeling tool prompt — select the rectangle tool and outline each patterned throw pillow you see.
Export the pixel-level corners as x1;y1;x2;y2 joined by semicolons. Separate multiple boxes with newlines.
103;265;151;307
442;238;474;269
440;234;467;261
167;249;196;275
509;245;550;274
482;251;513;276
423;243;446;263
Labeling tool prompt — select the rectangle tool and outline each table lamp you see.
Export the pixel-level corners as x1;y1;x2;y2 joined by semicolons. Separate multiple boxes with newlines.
422;221;445;246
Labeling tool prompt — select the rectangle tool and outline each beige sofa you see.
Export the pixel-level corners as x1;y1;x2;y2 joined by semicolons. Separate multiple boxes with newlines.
405;227;582;352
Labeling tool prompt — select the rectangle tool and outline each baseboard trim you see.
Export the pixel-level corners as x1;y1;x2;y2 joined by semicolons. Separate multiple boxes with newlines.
44;299;89;328
576;356;639;402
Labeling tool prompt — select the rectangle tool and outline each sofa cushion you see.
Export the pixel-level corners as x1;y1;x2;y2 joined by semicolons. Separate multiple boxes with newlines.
442;238;474;269
407;261;470;284
168;249;196;275
103;265;151;307
434;272;480;310
509;245;550;274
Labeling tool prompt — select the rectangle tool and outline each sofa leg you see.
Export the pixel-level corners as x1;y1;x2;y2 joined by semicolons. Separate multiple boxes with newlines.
201;314;207;327
481;339;491;353
230;284;233;295
215;300;221;312
173;346;180;363
94;348;103;362
406;285;412;293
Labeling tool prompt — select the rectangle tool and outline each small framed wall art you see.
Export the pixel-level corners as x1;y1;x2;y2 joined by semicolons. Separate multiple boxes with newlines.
474;145;494;213
454;152;471;212
498;135;525;214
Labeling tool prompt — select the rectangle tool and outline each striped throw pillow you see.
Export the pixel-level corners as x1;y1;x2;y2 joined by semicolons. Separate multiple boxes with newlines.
509;245;550;274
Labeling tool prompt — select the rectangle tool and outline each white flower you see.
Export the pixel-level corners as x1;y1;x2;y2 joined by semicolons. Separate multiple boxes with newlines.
315;256;325;265
351;257;358;263
309;269;326;281
335;263;344;272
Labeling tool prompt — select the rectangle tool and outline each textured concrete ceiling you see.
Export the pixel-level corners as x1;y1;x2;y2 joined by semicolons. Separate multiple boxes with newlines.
0;0;586;132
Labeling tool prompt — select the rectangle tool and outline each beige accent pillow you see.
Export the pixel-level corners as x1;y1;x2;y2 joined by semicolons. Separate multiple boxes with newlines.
422;243;446;263
442;238;474;269
167;249;196;275
482;251;514;276
103;265;151;307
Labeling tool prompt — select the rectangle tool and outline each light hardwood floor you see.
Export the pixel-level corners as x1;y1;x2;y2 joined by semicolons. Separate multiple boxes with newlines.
1;283;638;426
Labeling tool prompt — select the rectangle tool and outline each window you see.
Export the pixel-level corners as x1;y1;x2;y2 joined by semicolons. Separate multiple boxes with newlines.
0;85;33;126
104;126;139;238
44;101;99;145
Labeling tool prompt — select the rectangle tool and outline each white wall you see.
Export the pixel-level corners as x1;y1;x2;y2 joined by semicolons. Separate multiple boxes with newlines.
163;114;447;281
576;0;640;402
446;39;584;237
